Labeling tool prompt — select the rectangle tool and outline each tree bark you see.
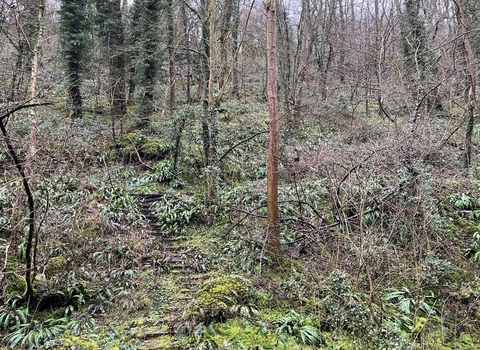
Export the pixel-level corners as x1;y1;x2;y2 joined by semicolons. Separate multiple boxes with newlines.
109;0;127;135
218;0;233;91
266;0;280;255
455;0;477;169
167;0;176;109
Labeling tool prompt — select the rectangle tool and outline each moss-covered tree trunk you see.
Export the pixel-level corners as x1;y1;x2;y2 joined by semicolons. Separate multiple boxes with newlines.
130;0;161;127
96;0;127;135
59;0;91;119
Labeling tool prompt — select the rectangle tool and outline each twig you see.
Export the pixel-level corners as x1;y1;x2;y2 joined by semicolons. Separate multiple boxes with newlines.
126;136;154;170
218;130;268;163
0;100;54;122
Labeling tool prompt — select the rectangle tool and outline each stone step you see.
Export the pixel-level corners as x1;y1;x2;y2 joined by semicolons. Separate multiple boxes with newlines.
137;195;165;203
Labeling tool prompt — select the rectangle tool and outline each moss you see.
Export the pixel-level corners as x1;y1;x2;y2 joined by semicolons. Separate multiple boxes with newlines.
322;332;359;350
138;336;178;350
4;257;27;298
116;133;172;162
44;256;69;278
419;330;480;350
62;335;99;349
413;317;427;333
191;275;258;324
203;319;310;349
136;297;152;310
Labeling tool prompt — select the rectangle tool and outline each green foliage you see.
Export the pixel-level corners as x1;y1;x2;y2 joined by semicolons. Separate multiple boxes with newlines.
471;231;480;263
3;317;69;349
0;297;28;331
151;160;175;183
151;190;200;235
0;295;96;349
322;270;371;334
59;0;91;64
116;133;173;163
189;319;313;350
97;185;143;224
44;256;69;278
127;0;162;121
189;275;259;325
95;0;123;49
222;239;264;274
273;310;323;346
449;193;480;211
385;287;435;318
0;181;12;235
420;253;454;285
46;331;100;350
322;270;410;349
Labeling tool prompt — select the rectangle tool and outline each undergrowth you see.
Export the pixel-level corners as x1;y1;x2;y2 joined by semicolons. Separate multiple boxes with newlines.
1;97;480;350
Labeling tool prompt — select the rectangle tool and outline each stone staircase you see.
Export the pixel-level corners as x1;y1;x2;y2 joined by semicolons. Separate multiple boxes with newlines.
135;194;209;349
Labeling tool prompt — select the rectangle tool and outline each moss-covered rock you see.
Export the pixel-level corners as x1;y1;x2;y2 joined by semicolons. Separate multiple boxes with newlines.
3;255;27;299
116;133;172;162
44;256;69;278
190;275;259;324
61;334;99;350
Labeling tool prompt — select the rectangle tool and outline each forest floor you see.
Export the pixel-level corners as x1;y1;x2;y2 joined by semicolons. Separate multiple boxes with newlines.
1;96;480;349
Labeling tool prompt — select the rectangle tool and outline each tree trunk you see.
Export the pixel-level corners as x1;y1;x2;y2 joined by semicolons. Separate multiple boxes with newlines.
206;0;218;204
69;66;83;119
180;0;193;104
167;0;176;109
218;0;233;91
455;0;477;169
110;0;127;135
231;0;240;98
266;0;280;255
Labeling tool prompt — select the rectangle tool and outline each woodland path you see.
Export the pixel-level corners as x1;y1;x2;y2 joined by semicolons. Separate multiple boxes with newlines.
135;194;208;349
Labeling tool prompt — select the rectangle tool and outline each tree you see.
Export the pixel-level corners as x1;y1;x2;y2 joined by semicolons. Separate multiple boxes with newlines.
218;0;234;91
197;0;219;204
266;0;280;255
130;0;161;126
454;0;478;168
402;0;438;120
8;0;38;100
166;0;176;110
0;0;47;302
96;0;127;136
59;0;91;119
0;101;53;301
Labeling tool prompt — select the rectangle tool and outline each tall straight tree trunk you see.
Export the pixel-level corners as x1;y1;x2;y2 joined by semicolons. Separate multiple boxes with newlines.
455;0;477;168
110;0;127;135
206;0;218;203
181;0;192;103
231;0;240;98
27;0;45;168
25;0;45;300
10;0;37;100
218;0;233;90
266;0;280;255
69;65;83;119
96;0;127;134
60;0;90;120
200;0;211;165
166;0;176;109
